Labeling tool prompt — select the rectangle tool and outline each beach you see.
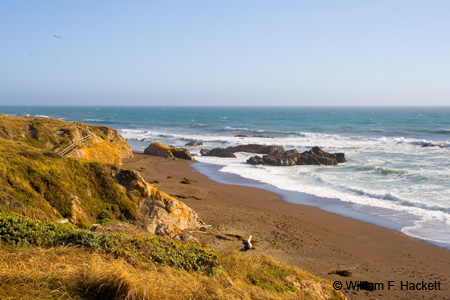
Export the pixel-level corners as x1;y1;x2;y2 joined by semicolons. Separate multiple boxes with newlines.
123;153;450;299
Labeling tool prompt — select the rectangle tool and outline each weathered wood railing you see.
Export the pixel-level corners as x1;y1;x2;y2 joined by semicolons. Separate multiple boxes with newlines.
57;135;90;156
56;123;91;156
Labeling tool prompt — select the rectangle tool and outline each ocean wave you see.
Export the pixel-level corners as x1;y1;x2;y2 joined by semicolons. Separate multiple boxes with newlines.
223;126;300;136
211;158;450;229
224;126;251;131
419;129;450;135
402;218;450;244
354;165;407;175
83;118;104;122
119;128;449;156
346;187;404;202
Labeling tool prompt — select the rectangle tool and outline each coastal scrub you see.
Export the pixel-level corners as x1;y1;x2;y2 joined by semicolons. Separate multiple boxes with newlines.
0;211;345;300
0;211;219;272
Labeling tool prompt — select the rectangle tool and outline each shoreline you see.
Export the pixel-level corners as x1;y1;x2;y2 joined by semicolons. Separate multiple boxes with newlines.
191;161;450;250
123;153;450;299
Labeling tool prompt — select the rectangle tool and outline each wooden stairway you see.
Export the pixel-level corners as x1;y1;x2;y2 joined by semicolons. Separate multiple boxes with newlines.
56;122;91;156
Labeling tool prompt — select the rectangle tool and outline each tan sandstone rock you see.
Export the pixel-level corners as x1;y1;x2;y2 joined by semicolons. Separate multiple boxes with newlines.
144;142;194;160
115;169;202;237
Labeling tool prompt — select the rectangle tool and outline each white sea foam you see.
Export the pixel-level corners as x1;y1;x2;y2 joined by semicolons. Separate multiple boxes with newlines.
195;147;450;246
83;119;104;122
121;127;450;245
402;214;450;245
120;128;449;154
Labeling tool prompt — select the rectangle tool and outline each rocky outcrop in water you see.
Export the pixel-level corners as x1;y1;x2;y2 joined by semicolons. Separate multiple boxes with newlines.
185;141;203;147
247;146;346;166
144;142;194;160
200;144;284;158
421;143;445;148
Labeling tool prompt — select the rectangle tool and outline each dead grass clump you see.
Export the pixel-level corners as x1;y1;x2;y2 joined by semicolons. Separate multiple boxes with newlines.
218;250;344;299
0;244;346;300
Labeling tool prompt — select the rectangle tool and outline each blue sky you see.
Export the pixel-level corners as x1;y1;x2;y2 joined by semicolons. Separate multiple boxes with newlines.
1;1;449;106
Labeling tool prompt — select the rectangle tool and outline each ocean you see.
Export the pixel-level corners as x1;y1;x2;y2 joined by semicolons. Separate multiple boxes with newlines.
1;106;449;248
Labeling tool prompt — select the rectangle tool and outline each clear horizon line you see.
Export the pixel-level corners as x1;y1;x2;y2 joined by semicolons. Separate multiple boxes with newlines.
1;104;450;108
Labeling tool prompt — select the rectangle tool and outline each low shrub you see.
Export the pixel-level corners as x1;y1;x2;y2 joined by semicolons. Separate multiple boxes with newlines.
0;211;219;273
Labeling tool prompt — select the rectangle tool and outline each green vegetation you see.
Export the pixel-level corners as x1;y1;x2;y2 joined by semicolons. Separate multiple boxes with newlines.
0;212;345;299
0;115;70;150
0;138;136;225
0;211;218;272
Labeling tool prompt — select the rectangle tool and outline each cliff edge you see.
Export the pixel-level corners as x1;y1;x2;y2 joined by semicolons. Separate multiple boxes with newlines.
0;114;132;166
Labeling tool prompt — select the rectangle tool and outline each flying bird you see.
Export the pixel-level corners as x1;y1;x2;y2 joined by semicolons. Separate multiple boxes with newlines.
53;34;61;39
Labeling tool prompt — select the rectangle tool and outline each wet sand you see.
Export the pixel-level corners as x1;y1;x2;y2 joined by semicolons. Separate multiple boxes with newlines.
123;153;450;299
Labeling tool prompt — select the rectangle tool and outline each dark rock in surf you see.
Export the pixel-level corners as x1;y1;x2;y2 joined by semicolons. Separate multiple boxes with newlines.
200;148;236;158
247;146;346;166
185;141;203;147
200;144;284;158
421;143;444;148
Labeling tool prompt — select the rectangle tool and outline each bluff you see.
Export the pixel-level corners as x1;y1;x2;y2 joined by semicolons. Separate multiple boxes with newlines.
0;115;201;237
0;114;132;166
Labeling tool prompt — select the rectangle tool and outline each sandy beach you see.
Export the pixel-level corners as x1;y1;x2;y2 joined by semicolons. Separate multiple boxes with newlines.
123;153;450;299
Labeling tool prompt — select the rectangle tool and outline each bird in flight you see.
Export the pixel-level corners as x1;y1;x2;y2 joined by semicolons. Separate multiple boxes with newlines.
53;34;61;39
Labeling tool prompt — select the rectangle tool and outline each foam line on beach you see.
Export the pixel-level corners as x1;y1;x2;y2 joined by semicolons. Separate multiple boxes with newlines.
191;160;450;250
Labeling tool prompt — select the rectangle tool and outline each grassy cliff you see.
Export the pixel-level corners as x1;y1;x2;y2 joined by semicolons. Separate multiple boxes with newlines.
0;114;133;166
0;138;137;225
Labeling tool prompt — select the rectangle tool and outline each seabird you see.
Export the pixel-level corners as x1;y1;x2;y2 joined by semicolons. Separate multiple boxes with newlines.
53;34;61;39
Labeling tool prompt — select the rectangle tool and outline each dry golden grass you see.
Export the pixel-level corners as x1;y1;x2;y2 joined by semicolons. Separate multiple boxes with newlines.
0;244;346;300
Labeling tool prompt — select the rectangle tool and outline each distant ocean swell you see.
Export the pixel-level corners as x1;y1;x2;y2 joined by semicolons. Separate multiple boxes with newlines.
119;128;450;151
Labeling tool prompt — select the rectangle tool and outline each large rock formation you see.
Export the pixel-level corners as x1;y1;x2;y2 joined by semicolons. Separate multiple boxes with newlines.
199;144;345;166
115;169;202;238
247;146;346;166
200;144;284;158
144;142;194;160
78;126;133;165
